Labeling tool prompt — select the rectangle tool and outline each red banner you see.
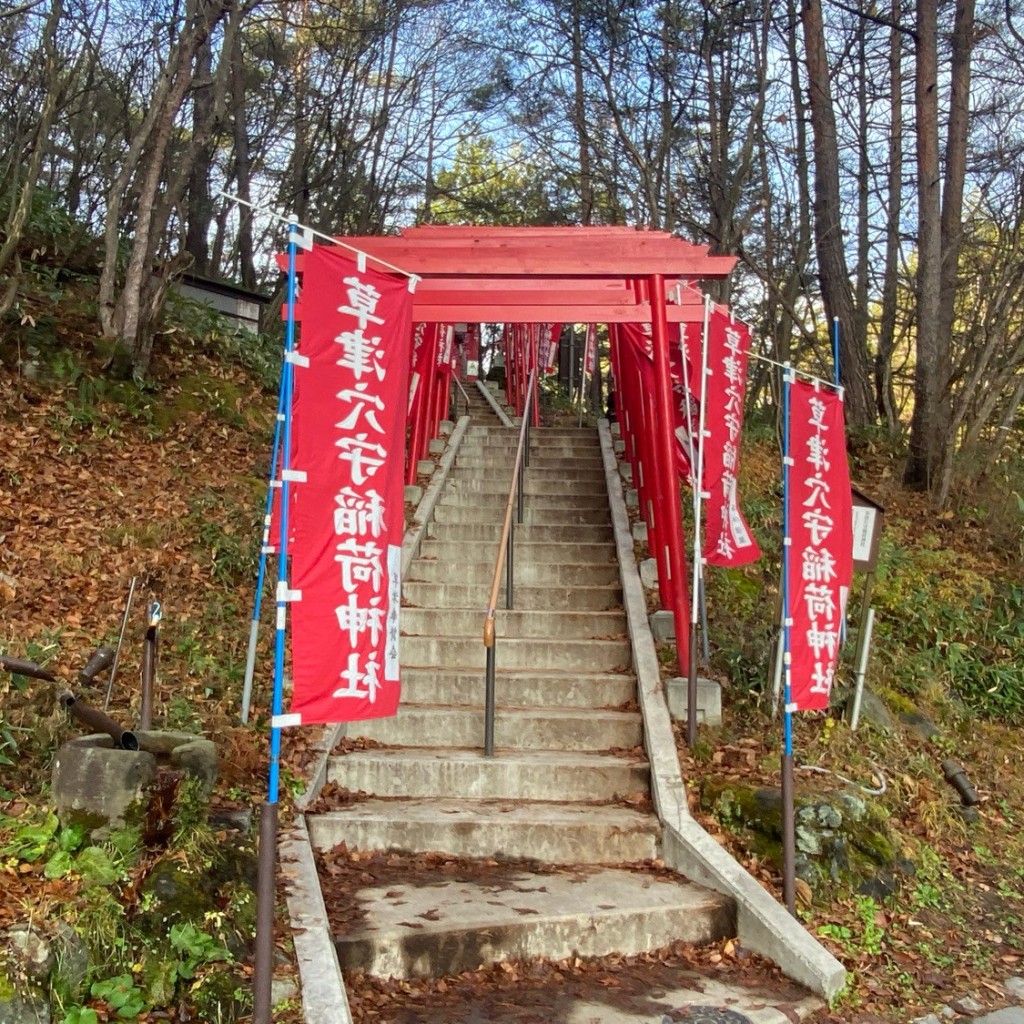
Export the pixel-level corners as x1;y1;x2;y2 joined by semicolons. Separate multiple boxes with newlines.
537;322;562;374
408;322;438;414
700;310;761;568
787;380;853;711
287;244;413;724
584;324;597;375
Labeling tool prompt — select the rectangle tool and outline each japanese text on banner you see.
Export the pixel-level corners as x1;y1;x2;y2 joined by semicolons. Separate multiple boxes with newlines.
287;244;413;725
787;380;853;711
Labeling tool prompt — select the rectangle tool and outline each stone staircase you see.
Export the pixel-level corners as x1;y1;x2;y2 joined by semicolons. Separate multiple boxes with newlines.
306;387;737;980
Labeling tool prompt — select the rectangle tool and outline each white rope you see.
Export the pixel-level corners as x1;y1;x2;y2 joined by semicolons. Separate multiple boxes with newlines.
217;190;421;284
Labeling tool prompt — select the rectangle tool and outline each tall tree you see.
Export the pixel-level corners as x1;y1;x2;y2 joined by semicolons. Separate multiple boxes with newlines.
801;0;876;425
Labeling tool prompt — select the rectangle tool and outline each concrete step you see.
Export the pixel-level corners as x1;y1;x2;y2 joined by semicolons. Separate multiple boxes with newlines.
454;454;605;471
460;438;601;455
400;667;636;708
436;490;609;511
349;705;642;751
404;559;621;587
402;633;630;672
327;748;649;801
332;866;735;979
444;476;607;497
402;581;622;612
417;539;617;565
425;521;614;544
449;463;607;484
432;504;612;526
400;607;625;640
308;799;661;864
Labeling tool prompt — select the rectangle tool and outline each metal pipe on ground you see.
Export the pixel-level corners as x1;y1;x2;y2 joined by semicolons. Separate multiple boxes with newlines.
60;693;139;751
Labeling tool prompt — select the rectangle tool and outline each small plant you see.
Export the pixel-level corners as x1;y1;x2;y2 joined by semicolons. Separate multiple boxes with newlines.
90;974;147;1019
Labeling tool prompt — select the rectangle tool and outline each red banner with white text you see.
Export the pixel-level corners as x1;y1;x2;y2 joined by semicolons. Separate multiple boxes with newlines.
787;380;853;711
288;244;413;724
701;310;761;568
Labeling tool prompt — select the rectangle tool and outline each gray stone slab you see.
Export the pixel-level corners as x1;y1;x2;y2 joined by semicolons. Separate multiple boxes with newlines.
308;799;661;864
350;705;642;751
403;483;423;504
400;634;631;672
427;437;446;454
666;676;723;727
650;608;675;641
399;666;635;708
328;748;649;801
976;1011;1024;1024
335;867;734;979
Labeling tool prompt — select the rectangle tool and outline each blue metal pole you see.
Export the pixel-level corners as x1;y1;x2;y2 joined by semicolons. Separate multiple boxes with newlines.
240;378;286;724
781;365;796;915
253;219;301;1024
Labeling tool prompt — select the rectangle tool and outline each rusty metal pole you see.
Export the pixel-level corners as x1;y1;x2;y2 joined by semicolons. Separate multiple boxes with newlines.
648;273;691;677
139;603;161;731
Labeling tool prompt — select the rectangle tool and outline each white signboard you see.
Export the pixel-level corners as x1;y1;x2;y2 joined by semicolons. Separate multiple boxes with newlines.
852;505;877;565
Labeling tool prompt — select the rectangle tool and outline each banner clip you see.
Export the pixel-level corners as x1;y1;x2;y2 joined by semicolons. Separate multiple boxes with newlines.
282;469;307;483
276;583;302;603
286;351;310;368
272;713;302;728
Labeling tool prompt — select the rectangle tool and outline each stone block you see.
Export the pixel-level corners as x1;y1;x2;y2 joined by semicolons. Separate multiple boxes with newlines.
649;609;675;641
639;557;658;590
416;459;434;477
631;522;648;543
610;421;621;438
613;439;626;455
428;437;445;455
618;462;633;484
52;731;219;839
404;484;424;505
666;676;723;727
438;419;455;436
625;488;639;508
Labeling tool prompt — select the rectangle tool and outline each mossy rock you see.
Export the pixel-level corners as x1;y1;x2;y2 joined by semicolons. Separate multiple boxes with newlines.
189;964;248;1022
701;778;897;895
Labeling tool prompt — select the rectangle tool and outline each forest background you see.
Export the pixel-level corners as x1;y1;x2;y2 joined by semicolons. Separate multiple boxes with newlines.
1;0;1023;506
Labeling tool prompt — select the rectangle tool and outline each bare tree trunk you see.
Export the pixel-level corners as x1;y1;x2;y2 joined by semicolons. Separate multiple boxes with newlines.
905;0;944;488
875;0;904;433
229;5;255;289
570;0;594;225
184;32;214;276
801;0;876;425
0;0;64;313
933;0;977;505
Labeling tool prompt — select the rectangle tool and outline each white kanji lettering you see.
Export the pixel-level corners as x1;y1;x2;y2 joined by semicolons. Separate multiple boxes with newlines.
334;538;384;593
808;661;833;694
805;625;840;659
336;433;387;484
803;476;832;509
332;652;382;702
801;508;834;545
336;381;386;434
803;582;836;620
722;441;738;474
333;488;386;538
334;594;385;646
334;328;385;381
806;434;830;473
808;397;827;429
338;276;384;330
801;547;838;584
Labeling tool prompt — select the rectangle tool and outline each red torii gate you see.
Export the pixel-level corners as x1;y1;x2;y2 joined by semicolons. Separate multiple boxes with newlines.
280;224;737;672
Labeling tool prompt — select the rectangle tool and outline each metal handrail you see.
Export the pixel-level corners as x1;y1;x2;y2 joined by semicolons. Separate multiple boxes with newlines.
481;368;537;756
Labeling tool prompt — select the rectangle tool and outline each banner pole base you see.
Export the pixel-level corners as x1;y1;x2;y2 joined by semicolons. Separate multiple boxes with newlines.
781;751;797;916
687;622;699;748
252;800;279;1024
